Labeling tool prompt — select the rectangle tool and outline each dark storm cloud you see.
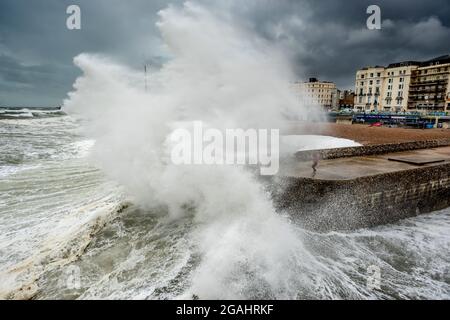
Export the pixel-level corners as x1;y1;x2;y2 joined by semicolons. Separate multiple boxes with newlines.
0;0;449;106
216;0;450;89
0;53;78;107
0;0;180;106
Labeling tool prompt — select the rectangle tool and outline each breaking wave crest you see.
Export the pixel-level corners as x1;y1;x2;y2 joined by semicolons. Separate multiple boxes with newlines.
61;2;321;299
1;2;449;300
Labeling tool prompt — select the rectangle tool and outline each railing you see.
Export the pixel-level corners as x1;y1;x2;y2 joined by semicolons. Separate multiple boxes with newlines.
409;87;447;92
410;79;448;86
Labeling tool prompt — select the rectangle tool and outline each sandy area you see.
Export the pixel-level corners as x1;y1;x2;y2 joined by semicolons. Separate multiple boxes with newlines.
285;122;450;146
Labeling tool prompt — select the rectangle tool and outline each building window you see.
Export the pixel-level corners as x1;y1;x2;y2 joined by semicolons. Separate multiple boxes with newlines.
377;73;381;77
370;73;374;77
400;77;404;83
369;80;373;85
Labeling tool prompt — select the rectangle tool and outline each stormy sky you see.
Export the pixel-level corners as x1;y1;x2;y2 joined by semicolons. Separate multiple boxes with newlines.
0;0;449;107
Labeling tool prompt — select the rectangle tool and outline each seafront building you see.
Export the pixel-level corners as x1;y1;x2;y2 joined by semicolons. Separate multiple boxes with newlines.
354;66;385;111
354;55;450;113
293;78;338;110
383;62;418;112
338;90;355;109
408;56;450;112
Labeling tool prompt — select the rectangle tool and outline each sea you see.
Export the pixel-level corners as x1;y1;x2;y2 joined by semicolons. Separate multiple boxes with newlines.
0;108;449;300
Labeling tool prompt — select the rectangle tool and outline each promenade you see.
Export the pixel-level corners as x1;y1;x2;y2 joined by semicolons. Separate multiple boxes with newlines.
280;145;450;180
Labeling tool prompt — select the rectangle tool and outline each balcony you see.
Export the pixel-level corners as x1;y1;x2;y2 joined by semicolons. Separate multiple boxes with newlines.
410;79;448;86
409;86;446;92
408;96;446;102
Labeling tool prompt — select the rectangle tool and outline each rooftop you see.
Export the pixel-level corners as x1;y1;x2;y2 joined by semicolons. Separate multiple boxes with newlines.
359;54;450;71
420;55;450;67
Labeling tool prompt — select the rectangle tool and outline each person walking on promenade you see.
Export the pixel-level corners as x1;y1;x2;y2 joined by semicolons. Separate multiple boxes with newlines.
312;152;320;173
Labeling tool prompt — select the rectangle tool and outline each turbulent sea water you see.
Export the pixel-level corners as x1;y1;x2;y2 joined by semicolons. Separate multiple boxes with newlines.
0;112;449;300
1;2;449;301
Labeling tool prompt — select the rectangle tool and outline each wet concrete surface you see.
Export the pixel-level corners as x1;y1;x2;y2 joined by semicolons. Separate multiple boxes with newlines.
280;146;450;181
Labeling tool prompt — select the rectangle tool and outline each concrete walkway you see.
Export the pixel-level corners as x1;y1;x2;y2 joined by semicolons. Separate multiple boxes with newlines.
280;146;450;181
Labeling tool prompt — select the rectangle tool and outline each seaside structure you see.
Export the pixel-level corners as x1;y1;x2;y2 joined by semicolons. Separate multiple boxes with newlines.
354;66;385;111
338;90;355;109
383;62;418;112
293;78;338;110
408;55;450;112
353;55;450;113
276;139;450;231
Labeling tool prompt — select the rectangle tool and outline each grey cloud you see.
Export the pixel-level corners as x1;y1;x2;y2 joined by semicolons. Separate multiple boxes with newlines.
218;0;450;89
0;53;78;107
0;0;180;106
0;0;449;106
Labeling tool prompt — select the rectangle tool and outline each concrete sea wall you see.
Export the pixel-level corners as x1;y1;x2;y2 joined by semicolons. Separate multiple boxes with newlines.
274;141;450;232
295;139;450;161
275;163;450;231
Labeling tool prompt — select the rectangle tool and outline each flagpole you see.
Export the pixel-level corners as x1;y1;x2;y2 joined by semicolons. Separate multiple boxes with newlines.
144;64;148;92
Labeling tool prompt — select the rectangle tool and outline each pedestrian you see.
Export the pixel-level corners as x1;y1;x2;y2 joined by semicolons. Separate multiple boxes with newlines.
312;152;320;173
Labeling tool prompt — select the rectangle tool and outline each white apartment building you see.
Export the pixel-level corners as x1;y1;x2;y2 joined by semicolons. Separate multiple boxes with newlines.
294;78;338;109
382;63;418;112
354;66;385;111
354;55;450;113
407;56;450;112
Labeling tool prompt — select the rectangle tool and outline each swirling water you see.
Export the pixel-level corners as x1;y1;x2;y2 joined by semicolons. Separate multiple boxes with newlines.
0;114;449;300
